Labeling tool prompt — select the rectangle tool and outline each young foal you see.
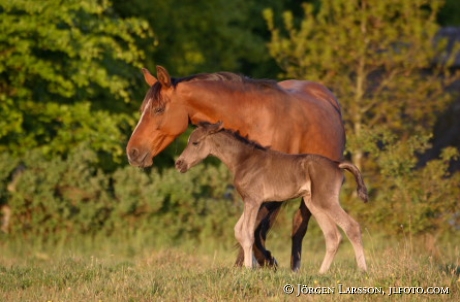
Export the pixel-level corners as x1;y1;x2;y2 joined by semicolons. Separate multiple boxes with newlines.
175;122;368;272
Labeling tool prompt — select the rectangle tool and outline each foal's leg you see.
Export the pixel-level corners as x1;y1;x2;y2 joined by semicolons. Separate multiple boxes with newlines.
323;198;367;272
235;202;281;267
235;199;261;268
291;201;312;272
303;196;342;274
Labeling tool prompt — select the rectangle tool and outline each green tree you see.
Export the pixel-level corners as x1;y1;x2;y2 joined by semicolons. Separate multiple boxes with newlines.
111;0;309;78
264;0;460;237
264;0;459;169
0;0;153;167
438;0;460;25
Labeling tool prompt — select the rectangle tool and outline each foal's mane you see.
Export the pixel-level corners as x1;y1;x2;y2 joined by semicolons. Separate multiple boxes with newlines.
199;122;268;151
141;71;280;113
224;129;268;151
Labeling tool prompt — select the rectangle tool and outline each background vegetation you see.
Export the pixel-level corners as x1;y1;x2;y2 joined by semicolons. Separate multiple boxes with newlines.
0;0;459;300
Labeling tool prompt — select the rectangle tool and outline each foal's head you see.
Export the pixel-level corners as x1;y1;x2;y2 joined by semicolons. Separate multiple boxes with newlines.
175;122;224;173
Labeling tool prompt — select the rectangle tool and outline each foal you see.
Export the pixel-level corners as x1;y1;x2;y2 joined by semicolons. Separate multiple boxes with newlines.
175;122;368;272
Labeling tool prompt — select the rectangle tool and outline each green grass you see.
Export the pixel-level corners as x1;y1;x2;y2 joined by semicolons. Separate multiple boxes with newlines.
0;231;458;302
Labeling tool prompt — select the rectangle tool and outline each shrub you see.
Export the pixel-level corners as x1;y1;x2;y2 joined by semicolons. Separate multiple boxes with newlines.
3;145;240;247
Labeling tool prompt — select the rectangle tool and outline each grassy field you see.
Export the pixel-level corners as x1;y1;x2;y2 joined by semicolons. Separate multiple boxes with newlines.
0;229;458;302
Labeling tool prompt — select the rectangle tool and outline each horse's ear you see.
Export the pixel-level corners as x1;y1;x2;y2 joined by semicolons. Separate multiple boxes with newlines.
208;121;224;134
142;68;157;87
156;65;172;88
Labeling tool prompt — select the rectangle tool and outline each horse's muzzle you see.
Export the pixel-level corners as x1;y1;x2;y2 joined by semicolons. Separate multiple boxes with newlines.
127;147;153;167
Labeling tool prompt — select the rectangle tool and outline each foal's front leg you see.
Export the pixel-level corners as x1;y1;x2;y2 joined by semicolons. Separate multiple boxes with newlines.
235;202;279;268
234;199;260;268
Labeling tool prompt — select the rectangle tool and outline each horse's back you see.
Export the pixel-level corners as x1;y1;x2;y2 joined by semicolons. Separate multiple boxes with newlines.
271;80;345;160
278;80;341;113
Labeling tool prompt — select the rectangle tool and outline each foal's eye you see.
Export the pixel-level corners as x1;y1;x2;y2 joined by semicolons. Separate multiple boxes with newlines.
192;141;199;146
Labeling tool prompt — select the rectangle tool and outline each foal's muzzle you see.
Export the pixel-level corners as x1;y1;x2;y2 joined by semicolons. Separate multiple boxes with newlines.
175;159;188;173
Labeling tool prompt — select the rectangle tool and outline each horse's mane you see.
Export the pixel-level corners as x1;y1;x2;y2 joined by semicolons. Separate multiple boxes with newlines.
177;72;280;90
141;71;280;113
180;72;245;83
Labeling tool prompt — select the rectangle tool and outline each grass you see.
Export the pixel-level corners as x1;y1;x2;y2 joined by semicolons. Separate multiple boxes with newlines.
0;230;458;302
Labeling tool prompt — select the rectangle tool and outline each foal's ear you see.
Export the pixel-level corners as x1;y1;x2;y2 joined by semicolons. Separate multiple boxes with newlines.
142;68;157;87
208;121;224;134
156;65;172;88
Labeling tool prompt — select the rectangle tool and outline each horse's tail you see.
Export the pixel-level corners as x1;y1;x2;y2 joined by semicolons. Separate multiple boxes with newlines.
338;162;368;203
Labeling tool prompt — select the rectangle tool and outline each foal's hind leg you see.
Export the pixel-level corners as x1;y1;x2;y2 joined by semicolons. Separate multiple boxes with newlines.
322;198;367;272
303;196;342;274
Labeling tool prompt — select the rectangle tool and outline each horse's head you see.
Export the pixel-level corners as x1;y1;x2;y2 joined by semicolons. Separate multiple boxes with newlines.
126;66;189;167
175;122;223;173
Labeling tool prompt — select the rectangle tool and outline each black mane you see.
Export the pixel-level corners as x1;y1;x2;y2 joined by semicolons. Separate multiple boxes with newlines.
223;129;268;151
198;122;268;151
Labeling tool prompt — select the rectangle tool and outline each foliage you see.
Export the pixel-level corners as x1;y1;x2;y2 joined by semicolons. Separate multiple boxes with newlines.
376;145;460;236
5;145;111;237
264;0;460;168
264;0;460;240
110;0;304;78
1;145;239;246
0;0;460;261
438;0;460;25
0;0;153;166
340;129;460;237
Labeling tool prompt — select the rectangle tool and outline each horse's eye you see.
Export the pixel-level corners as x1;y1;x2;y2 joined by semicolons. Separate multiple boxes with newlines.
192;141;199;146
153;107;164;114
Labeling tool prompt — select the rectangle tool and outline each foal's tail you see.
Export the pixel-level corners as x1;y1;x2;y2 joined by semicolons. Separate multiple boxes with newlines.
339;162;368;203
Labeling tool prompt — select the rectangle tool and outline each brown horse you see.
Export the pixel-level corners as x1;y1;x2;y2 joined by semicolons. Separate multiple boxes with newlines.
126;66;345;271
175;122;367;271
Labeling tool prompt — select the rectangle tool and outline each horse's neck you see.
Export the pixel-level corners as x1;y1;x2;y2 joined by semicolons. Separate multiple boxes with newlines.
179;81;256;129
210;133;257;174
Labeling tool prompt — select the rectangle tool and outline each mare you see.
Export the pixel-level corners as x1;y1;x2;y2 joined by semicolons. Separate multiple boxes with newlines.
175;122;368;271
126;66;346;271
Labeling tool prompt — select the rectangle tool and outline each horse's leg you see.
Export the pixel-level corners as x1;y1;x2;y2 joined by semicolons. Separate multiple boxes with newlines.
235;201;281;267
303;196;342;273
254;201;281;266
291;201;312;272
322;198;367;272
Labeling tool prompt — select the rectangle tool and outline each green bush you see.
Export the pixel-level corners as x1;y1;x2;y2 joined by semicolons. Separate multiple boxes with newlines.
341;130;460;239
2;145;240;247
1;138;458;247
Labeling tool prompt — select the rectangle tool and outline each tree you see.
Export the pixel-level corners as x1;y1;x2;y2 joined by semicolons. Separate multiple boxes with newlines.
438;0;460;25
111;0;308;78
264;0;459;169
0;0;153;168
264;0;460;237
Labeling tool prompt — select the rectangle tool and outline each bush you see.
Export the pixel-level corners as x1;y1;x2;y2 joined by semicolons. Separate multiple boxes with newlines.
341;130;460;239
2;145;240;247
2;138;458;248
